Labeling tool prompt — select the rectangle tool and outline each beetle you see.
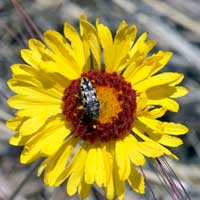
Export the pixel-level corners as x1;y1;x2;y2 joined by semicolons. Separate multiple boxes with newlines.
80;77;100;119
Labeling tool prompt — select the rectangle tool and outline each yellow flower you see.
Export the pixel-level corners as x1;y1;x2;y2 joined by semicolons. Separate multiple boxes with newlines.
7;15;189;199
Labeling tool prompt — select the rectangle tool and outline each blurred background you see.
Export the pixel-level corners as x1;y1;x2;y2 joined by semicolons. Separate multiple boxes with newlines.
0;0;200;199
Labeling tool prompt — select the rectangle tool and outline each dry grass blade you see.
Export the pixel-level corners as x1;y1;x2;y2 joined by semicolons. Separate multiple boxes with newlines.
137;14;200;72
142;0;200;37
8;160;42;200
11;0;44;41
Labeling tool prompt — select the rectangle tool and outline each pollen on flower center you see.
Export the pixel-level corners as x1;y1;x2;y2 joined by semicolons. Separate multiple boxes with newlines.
62;70;137;143
96;86;122;124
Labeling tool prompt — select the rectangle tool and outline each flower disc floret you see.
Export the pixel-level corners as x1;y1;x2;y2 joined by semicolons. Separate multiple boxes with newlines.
63;70;137;143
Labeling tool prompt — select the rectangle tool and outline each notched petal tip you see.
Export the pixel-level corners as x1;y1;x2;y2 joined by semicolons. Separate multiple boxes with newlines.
80;14;87;21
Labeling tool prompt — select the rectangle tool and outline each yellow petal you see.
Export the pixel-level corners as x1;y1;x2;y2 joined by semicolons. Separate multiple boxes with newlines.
11;64;35;76
124;135;145;166
136;93;148;114
113;25;137;72
20;116;71;163
128;32;156;66
129;32;147;56
101;143;113;186
116;20;128;34
29;38;45;51
84;145;97;184
21;49;41;68
37;158;49;176
19;114;48;136
170;86;189;98
13;107;61;136
10;74;66;97
6;116;26;131
132;122;178;159
16;105;62;118
97;23;114;72
67;169;83;196
7;94;61;109
137;141;163;158
147;98;179;112
114;163;125;200
55;145;82;186
44;30;81;78
28;39;53;62
79;16;91;71
144;51;172;76
124;51;172;84
128;165;144;194
103;142;115;199
40;59;79;79
105;172;115;200
162;122;189;135
64;23;85;68
8;76;42;90
145;85;188;101
80;19;101;70
80;15;91;72
7;81;62;102
126;133;163;158
134;72;184;92
78;178;92;199
66;143;88;196
146;85;177;100
147;107;167;118
81;37;91;72
138;117;188;135
150;134;183;147
10;66;68;95
43;135;79;184
9;133;30;146
115;140;131;180
122;59;137;81
95;145;106;187
80;14;87;35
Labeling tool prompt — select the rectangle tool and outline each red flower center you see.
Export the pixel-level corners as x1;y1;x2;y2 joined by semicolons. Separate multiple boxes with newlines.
62;70;136;143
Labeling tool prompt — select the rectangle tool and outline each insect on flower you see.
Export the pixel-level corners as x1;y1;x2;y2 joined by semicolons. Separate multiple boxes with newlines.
80;77;100;119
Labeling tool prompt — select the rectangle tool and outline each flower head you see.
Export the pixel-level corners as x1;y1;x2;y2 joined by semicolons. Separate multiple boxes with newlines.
7;15;189;199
